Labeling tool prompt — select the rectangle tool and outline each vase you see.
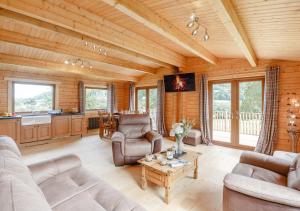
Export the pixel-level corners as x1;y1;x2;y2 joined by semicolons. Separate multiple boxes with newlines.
175;136;184;156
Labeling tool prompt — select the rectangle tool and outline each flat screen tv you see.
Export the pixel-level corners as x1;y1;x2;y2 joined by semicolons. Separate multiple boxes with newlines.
164;73;196;92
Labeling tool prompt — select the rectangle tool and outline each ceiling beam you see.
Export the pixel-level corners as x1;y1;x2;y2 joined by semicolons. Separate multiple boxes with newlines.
210;0;257;67
0;9;174;70
0;53;138;82
0;0;185;67
0;28;155;75
101;0;217;65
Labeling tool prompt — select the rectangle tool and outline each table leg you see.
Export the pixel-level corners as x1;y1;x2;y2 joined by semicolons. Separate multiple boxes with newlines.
164;186;171;204
194;158;198;179
141;165;147;189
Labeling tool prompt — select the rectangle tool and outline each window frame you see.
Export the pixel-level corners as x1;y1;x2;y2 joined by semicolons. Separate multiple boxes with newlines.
12;81;56;114
84;86;108;111
208;76;265;150
135;86;157;113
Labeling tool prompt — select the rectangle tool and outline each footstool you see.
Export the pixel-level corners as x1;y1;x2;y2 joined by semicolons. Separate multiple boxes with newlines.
183;129;201;146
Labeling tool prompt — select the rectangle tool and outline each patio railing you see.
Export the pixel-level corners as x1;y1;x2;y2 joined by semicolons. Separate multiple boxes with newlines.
213;111;262;136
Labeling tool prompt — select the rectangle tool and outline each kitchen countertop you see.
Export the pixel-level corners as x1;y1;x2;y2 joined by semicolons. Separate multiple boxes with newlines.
0;116;22;120
50;112;84;116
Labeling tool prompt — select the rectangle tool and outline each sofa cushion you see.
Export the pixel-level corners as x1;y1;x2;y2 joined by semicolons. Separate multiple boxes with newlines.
39;166;100;207
53;179;146;211
0;170;52;211
125;139;152;157
232;163;287;186
0;136;21;157
0;150;45;198
288;155;300;190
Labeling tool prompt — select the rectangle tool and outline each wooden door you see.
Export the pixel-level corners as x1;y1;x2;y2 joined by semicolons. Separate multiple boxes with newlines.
71;116;83;136
21;125;37;143
0;119;21;144
52;116;72;138
37;124;52;140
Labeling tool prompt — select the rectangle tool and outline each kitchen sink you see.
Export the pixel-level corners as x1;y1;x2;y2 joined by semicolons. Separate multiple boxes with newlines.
21;115;52;126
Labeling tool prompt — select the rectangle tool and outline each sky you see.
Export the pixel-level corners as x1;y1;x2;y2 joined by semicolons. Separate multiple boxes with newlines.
14;84;52;99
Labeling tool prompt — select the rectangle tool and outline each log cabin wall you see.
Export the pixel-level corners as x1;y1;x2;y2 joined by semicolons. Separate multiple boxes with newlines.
137;58;300;152
0;69;130;132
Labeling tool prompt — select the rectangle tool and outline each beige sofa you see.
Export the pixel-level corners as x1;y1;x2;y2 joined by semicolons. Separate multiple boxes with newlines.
0;136;146;211
112;114;162;166
223;151;300;211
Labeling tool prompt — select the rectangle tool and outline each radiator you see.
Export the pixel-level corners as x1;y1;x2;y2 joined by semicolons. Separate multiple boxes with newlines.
88;117;100;129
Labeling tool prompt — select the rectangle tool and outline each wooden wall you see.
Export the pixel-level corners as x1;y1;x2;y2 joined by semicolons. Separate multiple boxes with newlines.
137;58;300;152
0;69;130;114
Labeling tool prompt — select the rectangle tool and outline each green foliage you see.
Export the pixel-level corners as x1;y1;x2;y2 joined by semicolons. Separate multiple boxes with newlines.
239;81;262;113
212;82;262;113
85;88;107;110
15;91;53;112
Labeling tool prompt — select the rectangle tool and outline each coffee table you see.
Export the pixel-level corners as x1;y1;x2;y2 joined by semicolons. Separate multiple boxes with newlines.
138;151;200;204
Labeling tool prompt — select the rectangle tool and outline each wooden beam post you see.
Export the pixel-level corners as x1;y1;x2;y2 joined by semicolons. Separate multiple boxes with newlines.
0;0;186;67
0;28;156;75
0;53;138;82
101;0;218;65
210;0;257;67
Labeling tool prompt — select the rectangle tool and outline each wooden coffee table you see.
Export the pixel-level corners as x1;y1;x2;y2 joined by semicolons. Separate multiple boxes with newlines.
138;151;200;204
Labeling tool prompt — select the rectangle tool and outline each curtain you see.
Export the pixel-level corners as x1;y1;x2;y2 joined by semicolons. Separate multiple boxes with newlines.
107;83;116;113
255;67;280;154
79;81;85;113
156;80;167;136
129;82;135;112
199;74;212;145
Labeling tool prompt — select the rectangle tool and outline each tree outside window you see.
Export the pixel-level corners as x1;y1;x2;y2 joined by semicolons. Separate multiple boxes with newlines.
85;87;108;110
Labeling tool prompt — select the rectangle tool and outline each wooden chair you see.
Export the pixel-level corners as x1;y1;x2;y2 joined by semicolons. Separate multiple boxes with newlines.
98;112;117;139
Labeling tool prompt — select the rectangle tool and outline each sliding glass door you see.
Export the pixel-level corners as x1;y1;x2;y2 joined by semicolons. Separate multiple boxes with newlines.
210;78;264;148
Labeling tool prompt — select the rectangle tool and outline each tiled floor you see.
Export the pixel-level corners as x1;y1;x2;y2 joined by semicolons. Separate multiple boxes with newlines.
20;135;242;211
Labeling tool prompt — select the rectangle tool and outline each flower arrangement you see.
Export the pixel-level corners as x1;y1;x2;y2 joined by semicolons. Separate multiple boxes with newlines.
170;119;195;156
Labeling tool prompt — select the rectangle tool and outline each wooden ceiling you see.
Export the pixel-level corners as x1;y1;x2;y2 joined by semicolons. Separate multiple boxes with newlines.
0;0;299;81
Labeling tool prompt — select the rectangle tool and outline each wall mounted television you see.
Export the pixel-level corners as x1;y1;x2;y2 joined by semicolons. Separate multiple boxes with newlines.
164;73;196;92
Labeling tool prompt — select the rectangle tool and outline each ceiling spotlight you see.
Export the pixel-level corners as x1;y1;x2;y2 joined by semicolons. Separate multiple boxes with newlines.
186;21;194;28
192;29;198;36
64;58;92;69
186;12;209;42
203;30;209;41
190;12;196;21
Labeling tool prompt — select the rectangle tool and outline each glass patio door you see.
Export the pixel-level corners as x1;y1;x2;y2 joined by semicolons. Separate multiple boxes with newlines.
210;78;264;148
238;80;263;147
136;87;158;130
211;82;232;143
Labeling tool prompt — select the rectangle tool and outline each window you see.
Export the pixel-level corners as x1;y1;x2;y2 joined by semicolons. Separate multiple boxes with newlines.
136;87;157;129
85;87;108;110
13;82;55;113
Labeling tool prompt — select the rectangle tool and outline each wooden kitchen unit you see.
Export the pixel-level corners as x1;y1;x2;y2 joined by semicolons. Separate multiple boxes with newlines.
21;124;52;144
0;118;21;144
51;115;72;138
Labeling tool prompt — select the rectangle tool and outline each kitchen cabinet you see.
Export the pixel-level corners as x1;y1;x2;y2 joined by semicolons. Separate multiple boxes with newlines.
21;124;51;144
71;115;84;136
0;118;21;144
52;115;72;138
38;124;52;140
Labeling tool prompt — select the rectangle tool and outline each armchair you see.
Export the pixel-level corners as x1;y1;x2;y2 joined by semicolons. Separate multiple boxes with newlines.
111;114;162;166
223;151;300;211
